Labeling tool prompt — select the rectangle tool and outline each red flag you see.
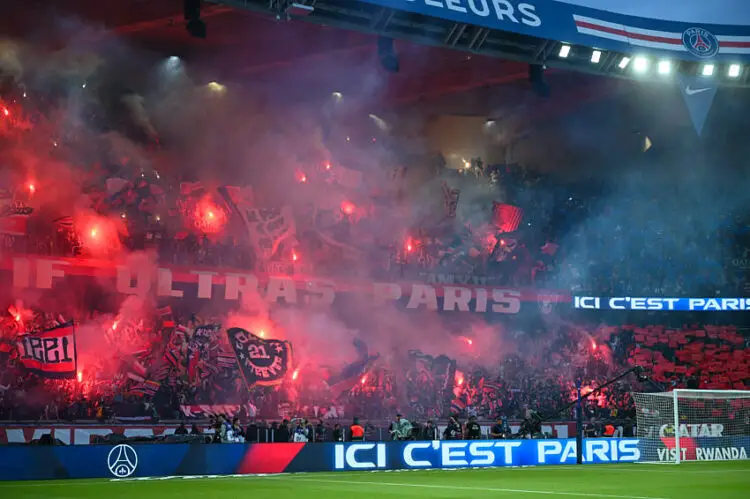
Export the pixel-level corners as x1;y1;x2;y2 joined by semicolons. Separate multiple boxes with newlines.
16;323;77;378
492;202;523;233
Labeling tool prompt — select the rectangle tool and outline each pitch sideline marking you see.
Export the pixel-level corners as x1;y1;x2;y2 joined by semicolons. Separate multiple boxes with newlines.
281;477;671;499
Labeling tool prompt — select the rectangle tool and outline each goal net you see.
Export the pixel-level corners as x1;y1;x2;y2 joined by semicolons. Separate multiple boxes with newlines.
632;389;750;463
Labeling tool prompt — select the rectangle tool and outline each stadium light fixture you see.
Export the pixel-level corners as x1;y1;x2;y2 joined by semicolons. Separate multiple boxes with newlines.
728;64;742;78
633;56;649;73
657;60;671;75
702;64;715;76
618;57;631;69
591;50;601;63
559;44;571;58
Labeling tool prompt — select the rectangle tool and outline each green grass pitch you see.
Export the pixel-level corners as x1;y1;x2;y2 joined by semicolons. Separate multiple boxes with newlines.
3;462;749;499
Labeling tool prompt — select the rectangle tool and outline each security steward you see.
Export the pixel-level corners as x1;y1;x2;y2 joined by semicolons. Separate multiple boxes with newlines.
350;417;365;441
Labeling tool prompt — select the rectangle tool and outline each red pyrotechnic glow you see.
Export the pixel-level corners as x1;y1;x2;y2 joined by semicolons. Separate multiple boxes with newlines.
194;198;226;234
325;163;332;170
8;304;30;324
464;337;473;346
341;201;355;215
259;330;266;338
292;251;299;262
295;171;307;183
405;237;415;253
76;214;124;255
292;369;299;381
591;340;597;351
360;374;368;385
2;107;8;117
77;371;83;383
27;182;35;195
112;320;119;331
455;371;465;386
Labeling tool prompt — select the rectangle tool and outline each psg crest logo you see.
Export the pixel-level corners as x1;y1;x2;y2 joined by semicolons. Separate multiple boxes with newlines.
682;27;720;58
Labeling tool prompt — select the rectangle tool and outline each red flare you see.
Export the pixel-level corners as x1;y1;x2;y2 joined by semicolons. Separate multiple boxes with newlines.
292;369;299;381
341;201;355;215
194;197;226;234
405;237;414;253
27;183;35;194
2;107;8;117
292;251;299;262
77;371;83;383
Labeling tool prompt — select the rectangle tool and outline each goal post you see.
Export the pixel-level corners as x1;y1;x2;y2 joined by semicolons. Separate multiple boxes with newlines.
632;389;750;464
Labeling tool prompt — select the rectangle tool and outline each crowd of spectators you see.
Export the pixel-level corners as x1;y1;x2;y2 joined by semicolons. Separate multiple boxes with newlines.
1;153;748;296
2;77;749;434
1;300;747;426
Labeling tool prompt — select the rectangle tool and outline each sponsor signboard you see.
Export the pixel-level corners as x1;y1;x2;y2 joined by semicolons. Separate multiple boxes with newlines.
1;438;748;481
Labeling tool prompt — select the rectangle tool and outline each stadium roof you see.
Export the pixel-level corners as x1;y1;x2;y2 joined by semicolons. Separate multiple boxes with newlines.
1;1;623;110
214;0;750;87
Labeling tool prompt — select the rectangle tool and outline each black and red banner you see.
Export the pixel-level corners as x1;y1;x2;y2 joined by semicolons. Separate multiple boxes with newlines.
16;322;77;378
227;327;292;387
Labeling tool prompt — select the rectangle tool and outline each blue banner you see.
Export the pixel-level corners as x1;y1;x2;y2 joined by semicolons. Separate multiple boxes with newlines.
2;438;748;481
574;296;750;312
357;0;750;61
331;438;641;470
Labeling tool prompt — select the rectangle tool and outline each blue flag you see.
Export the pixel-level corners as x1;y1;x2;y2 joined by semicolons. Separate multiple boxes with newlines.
677;73;718;136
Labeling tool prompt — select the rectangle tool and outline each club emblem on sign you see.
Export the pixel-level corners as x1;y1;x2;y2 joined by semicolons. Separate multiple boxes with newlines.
682;27;719;58
537;293;558;315
107;444;138;478
226;327;293;387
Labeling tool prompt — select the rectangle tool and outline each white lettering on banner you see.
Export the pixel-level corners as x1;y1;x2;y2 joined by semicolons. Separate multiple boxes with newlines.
696;447;748;461
658;423;724;438
403;441;522;467
8;258;537;313
402;0;541;27
657;447;748;461
192;271;217;299
117;265;152;296
657;447;687;462
157;269;184;298
334;443;387;470
537;440;640;464
574;296;600;309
